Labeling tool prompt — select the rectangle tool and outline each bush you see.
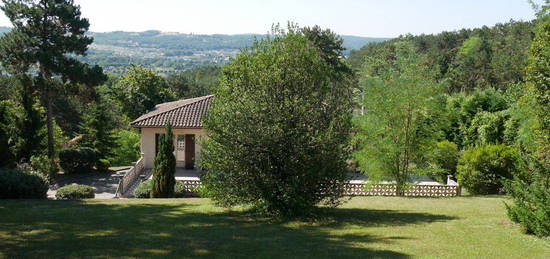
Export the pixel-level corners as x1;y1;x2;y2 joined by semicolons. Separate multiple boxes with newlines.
428;141;459;183
134;179;153;198
97;159;111;172
174;181;188;198
135;180;191;198
55;184;95;200
457;144;520;194
59;147;97;174
0;168;48;199
30;155;57;181
505;169;550;237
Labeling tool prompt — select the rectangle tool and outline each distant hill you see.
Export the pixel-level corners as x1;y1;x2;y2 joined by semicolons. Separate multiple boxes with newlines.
0;27;389;74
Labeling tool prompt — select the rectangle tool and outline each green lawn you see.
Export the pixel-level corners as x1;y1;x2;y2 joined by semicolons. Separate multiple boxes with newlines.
0;197;548;258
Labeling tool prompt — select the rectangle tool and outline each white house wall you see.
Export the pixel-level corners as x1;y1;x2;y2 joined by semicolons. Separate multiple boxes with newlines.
140;127;206;168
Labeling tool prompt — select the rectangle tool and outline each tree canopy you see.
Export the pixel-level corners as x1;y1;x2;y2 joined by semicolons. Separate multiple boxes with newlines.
201;25;354;216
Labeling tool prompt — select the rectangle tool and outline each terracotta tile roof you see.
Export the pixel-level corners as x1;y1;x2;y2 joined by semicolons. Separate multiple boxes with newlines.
131;95;214;128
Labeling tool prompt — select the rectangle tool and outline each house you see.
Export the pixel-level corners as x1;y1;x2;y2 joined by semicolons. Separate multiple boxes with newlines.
117;94;455;198
130;95;214;170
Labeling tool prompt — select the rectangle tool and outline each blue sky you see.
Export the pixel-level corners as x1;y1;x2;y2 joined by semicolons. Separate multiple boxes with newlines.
0;0;538;37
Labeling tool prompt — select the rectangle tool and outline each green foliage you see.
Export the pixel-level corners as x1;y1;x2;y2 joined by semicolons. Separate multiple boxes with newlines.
428;141;460;183
13;76;47;162
201;25;353;216
96;159;110;172
0;100;18;168
59;148;97;174
79;94;118;166
166;66;220;99
355;41;444;195
0;167;48;199
55;184;95;200
349;20;534;92
134;180;187;198
0;0;107;159
457;144;520;194
29;155;57;182
151;122;176;198
444;88;509;147
464;110;509;146
173;181;188;198
134;179;153;198
448;34;494;92
301;25;352;75
109;130;140;166
505;163;550;237
114;65;175;119
505;10;550;238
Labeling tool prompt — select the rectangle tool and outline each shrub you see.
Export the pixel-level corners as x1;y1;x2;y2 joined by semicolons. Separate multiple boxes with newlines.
174;181;189;198
59;147;97;174
134;179;153;198
428;141;460;183
0;168;48;199
135;180;191;198
30;155;57;181
457;144;520;194
505;169;550;237
55;184;95;200
96;159;111;172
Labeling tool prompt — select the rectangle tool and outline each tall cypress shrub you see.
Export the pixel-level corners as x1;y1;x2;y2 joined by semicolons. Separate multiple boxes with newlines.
505;9;550;238
151;121;176;198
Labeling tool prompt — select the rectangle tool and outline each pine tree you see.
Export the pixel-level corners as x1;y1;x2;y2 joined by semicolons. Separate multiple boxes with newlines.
0;0;106;160
79;95;118;170
151;121;176;198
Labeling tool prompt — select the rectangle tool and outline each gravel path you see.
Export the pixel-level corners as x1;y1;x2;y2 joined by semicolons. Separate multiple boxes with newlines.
47;171;127;199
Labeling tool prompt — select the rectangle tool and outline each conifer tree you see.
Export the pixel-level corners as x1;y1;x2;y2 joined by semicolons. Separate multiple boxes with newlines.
0;0;106;160
79;94;118;170
14;75;46;163
151;121;176;198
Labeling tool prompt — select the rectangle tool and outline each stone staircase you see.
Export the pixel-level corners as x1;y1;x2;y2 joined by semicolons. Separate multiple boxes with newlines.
123;169;152;197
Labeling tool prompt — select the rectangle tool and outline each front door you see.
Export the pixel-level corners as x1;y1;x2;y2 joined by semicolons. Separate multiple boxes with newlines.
184;134;195;169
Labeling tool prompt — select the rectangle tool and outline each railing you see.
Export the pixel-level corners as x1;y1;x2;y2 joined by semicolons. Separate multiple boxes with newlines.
344;183;461;197
115;156;144;198
177;180;461;197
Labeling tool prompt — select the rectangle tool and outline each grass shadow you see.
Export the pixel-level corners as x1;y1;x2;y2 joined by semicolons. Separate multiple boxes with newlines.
0;199;457;258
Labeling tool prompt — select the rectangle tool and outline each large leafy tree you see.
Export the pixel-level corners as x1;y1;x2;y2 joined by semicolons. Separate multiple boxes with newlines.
301;25;353;75
114;65;175;120
151;121;176;198
201;25;353;216
354;42;444;196
0;0;106;159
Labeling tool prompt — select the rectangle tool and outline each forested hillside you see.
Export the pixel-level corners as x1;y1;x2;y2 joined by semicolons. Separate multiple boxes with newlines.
0;26;387;74
349;20;535;92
